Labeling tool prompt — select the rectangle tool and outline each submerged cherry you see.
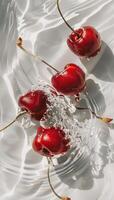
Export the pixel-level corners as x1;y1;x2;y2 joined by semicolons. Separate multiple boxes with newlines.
51;63;85;95
32;126;70;157
67;26;101;58
57;0;101;58
18;90;48;121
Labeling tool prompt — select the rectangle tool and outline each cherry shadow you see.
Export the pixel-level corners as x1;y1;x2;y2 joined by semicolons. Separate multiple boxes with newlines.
54;122;114;190
54;151;94;190
92;43;114;82
80;41;114;82
86;79;106;115
71;79;106;123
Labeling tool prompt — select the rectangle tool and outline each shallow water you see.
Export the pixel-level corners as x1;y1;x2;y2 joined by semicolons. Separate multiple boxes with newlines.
0;0;114;199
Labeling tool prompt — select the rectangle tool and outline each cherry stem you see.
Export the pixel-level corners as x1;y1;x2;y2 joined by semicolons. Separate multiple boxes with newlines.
57;0;80;38
76;106;103;120
0;111;27;132
47;158;62;199
75;91;113;123
16;37;59;73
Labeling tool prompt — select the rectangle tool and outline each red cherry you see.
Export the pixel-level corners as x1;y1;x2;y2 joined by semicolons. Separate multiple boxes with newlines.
17;37;85;96
67;26;101;58
18;90;48;121
51;63;85;95
32;127;70;157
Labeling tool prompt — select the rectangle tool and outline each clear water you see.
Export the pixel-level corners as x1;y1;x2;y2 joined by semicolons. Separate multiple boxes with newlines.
0;0;114;200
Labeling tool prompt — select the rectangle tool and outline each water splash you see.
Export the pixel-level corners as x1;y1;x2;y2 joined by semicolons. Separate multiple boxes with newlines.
0;0;114;199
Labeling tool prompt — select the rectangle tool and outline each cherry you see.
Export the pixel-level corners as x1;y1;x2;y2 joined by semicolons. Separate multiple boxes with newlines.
51;63;85;95
57;0;101;58
18;90;48;121
17;38;86;96
67;26;101;58
32;126;70;157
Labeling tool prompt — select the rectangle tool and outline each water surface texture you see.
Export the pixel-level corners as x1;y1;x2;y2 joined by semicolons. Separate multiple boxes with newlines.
0;0;114;200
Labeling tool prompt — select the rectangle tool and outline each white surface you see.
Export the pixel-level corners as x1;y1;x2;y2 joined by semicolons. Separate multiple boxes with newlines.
0;0;114;199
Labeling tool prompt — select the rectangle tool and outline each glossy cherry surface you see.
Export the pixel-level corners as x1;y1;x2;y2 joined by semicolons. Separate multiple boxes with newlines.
18;90;48;121
67;26;101;58
32;126;70;157
51;63;85;95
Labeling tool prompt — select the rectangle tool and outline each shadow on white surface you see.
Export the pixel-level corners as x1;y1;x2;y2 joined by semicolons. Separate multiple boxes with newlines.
81;41;114;82
55;122;114;190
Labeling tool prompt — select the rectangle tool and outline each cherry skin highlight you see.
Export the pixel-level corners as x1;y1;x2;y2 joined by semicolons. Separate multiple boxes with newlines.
18;90;48;121
51;63;85;95
32;127;70;157
67;26;101;58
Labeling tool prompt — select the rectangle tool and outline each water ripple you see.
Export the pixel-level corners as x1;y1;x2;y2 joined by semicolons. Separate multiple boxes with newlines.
0;0;114;199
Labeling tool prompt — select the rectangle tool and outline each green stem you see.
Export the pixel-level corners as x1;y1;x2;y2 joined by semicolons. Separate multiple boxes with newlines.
17;37;59;73
47;158;62;199
57;0;80;37
75;106;102;119
0;111;27;132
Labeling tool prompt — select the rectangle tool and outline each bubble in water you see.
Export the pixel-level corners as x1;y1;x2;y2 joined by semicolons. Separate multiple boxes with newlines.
18;80;94;152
